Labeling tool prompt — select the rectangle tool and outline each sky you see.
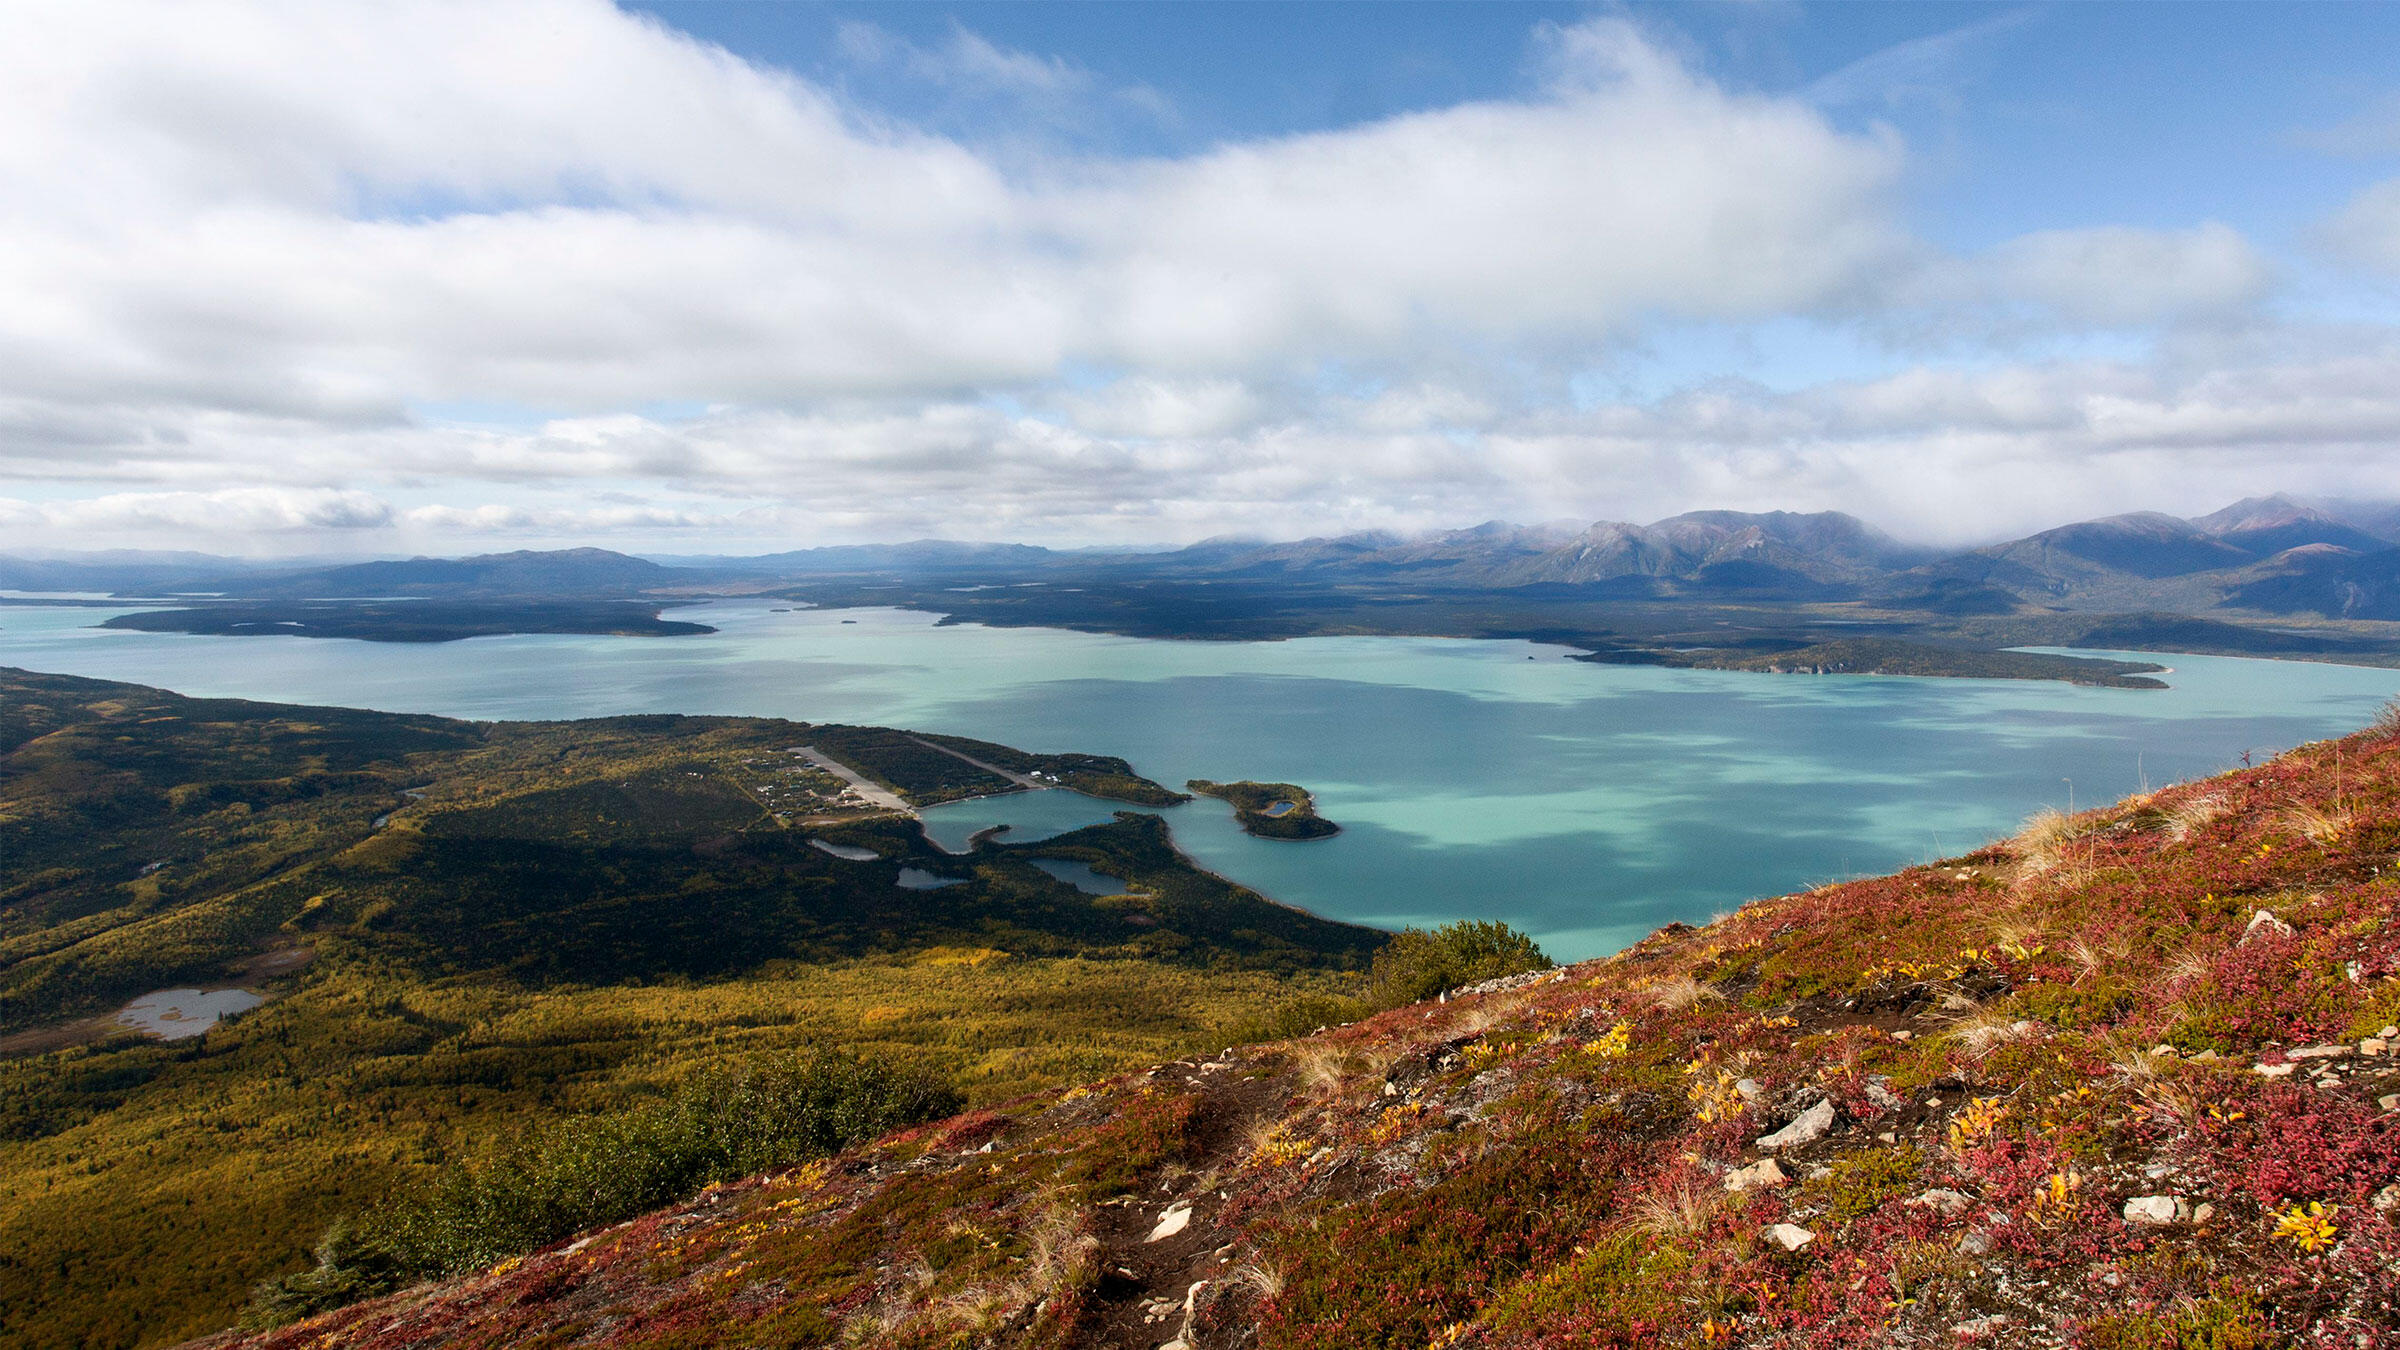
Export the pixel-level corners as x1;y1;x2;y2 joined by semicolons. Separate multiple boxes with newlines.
8;1;2400;557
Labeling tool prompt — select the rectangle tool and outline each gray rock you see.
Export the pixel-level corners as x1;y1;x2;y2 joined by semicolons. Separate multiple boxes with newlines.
2241;909;2295;945
1764;1222;1815;1251
1724;1157;1788;1193
1145;1203;1192;1243
1911;1188;1974;1217
2122;1195;2189;1226
1756;1098;1837;1151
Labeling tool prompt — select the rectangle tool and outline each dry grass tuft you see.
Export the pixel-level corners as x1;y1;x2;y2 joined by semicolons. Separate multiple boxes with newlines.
2282;802;2354;844
2160;793;2231;843
1630;1178;1720;1240
2372;699;2400;739
2097;1033;2168;1082
1003;1203;1099;1310
1226;1260;1287;1301
2009;808;2084;880
1642;974;1726;1012
2159;947;2213;987
1285;1042;1349;1100
2064;934;2127;981
1936;986;1984;1015
1942;1008;2039;1057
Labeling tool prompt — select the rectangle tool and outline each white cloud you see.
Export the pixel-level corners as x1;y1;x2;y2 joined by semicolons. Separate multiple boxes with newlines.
0;487;393;536
1980;223;2272;325
2324;178;2400;277
0;0;2375;555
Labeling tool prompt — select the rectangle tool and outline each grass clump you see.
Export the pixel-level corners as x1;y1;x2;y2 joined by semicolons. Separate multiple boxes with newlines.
244;1051;960;1327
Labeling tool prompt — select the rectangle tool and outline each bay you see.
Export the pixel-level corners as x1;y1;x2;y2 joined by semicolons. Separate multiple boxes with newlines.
3;599;2394;960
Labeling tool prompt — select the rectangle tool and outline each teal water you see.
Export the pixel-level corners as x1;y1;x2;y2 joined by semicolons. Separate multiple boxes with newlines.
1028;857;1132;896
4;600;2396;960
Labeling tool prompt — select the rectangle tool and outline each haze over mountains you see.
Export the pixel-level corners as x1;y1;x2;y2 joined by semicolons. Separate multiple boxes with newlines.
14;495;2400;624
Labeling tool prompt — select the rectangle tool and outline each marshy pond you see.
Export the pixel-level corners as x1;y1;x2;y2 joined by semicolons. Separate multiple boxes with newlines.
113;988;263;1040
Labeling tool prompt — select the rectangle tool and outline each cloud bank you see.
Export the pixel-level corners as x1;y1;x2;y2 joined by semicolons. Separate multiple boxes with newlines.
0;0;2389;553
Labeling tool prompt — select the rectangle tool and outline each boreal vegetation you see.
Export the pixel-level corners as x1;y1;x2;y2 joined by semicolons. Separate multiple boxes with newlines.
0;668;1395;1349
244;1052;960;1327
1186;779;1341;839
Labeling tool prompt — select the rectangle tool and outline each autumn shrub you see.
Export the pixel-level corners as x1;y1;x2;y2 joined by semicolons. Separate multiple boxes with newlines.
243;1052;960;1327
1366;920;1552;1008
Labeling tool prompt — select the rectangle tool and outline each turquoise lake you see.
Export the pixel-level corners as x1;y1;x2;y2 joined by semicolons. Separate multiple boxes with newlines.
4;599;2395;961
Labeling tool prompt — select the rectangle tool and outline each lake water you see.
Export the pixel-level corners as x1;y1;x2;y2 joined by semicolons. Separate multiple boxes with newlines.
4;599;2396;960
112;987;263;1040
1028;857;1133;896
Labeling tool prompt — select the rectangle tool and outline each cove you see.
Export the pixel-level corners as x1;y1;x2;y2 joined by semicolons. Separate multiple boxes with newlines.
4;599;2395;961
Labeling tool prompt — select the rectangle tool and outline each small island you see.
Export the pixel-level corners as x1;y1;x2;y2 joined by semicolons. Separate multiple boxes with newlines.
1575;637;2169;689
99;599;716;643
1186;779;1341;839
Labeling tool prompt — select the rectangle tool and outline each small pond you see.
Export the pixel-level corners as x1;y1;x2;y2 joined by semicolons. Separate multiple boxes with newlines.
808;838;881;861
114;988;263;1040
896;867;967;890
1028;857;1129;896
1260;800;1298;817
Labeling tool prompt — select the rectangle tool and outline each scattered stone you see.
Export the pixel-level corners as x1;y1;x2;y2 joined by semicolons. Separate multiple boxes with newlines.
2362;1038;2389;1057
2241;910;2295;945
1954;1314;2012;1339
1146;1204;1192;1243
2193;1203;2217;1225
1734;1078;1767;1104
1957;1228;1996;1256
1725;1158;1789;1193
1764;1223;1815;1252
1866;1078;1904;1111
2383;1026;2399;1040
2011;1019;2040;1037
2288;1044;2351;1060
1911;1189;1975;1217
1891;1030;1913;1041
1756;1099;1837;1151
2254;1062;2297;1078
2375;1185;2400;1213
2380;1094;2400;1112
2123;1195;2190;1226
2190;1049;2220;1062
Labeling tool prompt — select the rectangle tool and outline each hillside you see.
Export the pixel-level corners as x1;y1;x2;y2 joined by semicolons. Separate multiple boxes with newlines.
0;670;1381;1348
200;711;2400;1348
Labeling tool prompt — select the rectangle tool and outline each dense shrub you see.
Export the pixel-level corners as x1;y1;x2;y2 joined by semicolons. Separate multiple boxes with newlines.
1224;922;1552;1043
244;1052;961;1327
1366;920;1552;1008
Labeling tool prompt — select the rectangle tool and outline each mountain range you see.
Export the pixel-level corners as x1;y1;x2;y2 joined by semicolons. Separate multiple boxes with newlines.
12;495;2400;625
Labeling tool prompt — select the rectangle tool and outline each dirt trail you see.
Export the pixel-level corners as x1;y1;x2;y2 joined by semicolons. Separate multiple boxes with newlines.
908;736;1049;791
788;746;914;813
